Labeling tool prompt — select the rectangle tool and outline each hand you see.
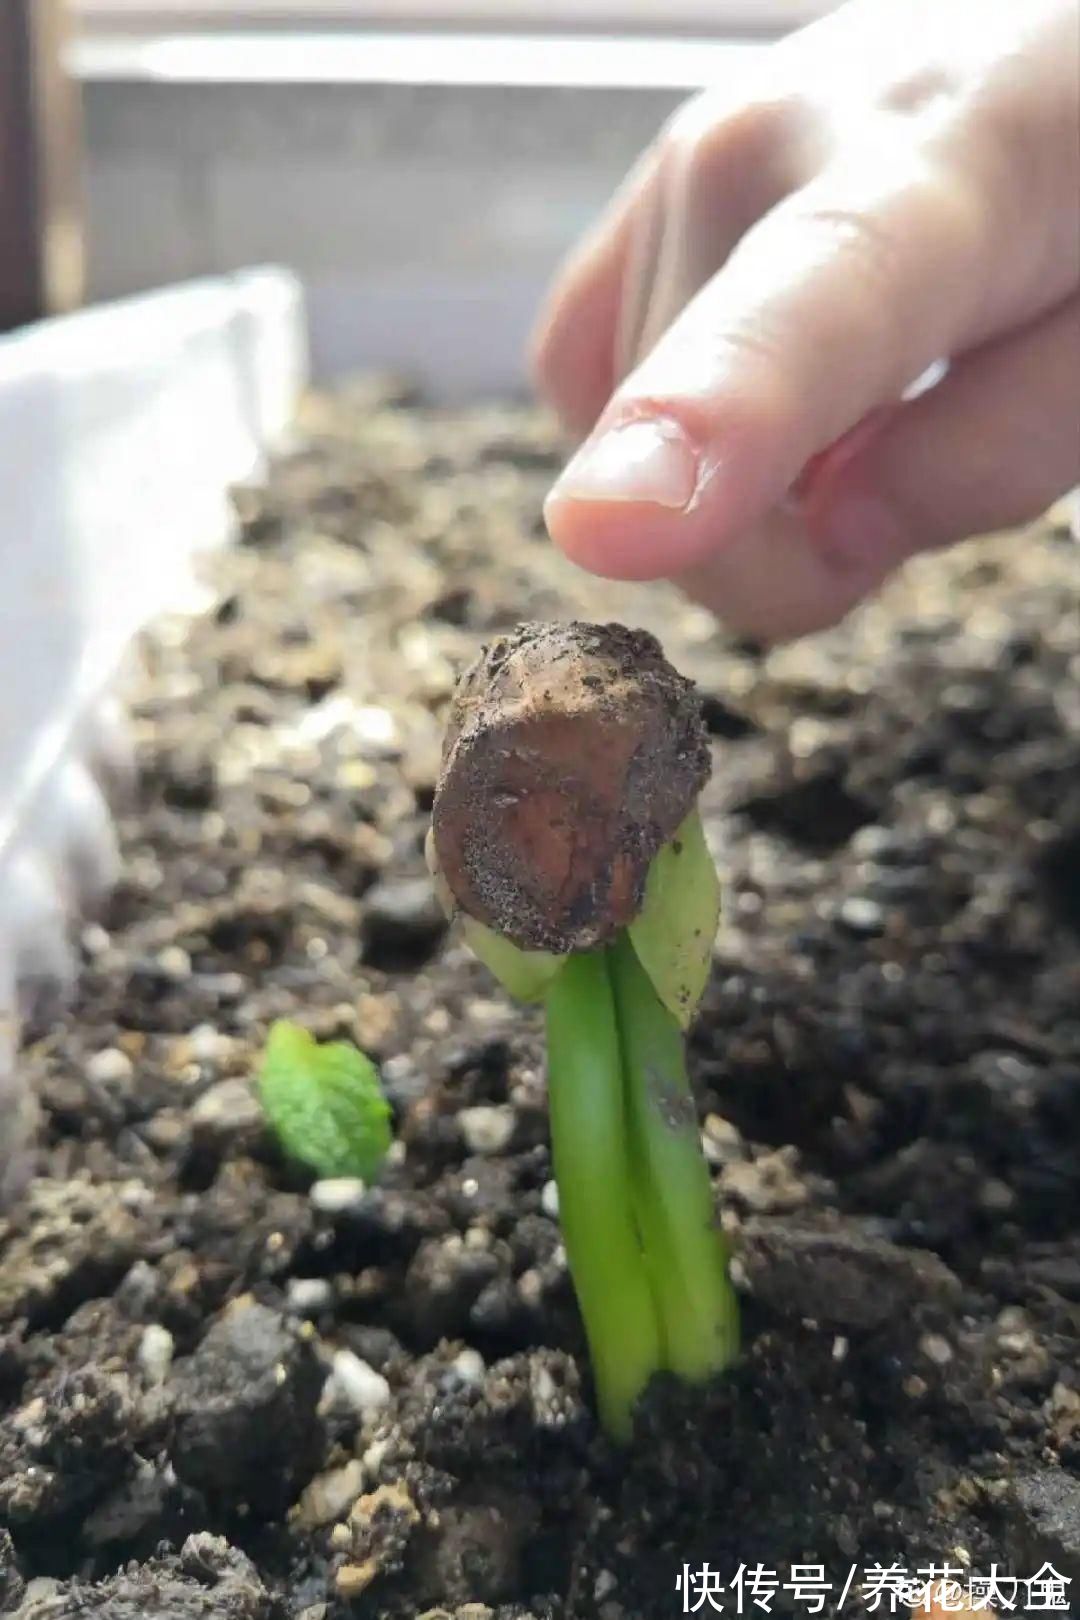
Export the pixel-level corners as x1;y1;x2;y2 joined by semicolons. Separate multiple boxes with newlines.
533;0;1080;640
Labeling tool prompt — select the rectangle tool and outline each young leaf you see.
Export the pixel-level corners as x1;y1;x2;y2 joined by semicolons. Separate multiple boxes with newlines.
461;916;565;1003
258;1020;392;1180
628;808;721;1029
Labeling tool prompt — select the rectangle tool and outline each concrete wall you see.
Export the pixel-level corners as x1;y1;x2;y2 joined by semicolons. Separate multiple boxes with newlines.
77;41;763;393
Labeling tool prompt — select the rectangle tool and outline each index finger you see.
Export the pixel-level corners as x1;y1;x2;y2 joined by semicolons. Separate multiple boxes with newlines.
544;5;1079;583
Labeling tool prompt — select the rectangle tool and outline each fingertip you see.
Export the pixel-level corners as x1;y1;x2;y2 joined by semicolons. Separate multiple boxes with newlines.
541;353;792;586
543;490;649;580
544;483;717;581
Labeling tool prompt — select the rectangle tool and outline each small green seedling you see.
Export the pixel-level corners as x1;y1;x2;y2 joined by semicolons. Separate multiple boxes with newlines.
431;622;739;1440
258;1019;392;1181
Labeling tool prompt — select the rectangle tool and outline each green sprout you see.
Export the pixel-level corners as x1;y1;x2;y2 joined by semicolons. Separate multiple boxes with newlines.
431;621;740;1440
467;812;737;1438
258;1019;392;1181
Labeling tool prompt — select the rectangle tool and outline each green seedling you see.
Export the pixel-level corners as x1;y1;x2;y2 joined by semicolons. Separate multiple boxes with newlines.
431;621;739;1440
259;1019;392;1181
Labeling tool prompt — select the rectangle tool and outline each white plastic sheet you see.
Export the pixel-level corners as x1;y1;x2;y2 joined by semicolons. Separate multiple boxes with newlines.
0;267;305;1187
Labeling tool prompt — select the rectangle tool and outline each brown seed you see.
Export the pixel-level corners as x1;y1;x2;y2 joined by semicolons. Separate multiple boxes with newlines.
432;621;710;952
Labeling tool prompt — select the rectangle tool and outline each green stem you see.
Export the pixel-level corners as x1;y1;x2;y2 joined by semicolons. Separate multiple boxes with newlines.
609;933;739;1384
544;951;661;1441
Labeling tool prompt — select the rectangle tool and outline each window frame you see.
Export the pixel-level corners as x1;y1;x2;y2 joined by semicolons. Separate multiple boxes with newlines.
75;0;834;40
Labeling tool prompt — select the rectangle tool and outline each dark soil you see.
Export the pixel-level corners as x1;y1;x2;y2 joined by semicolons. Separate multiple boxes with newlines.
2;379;1079;1618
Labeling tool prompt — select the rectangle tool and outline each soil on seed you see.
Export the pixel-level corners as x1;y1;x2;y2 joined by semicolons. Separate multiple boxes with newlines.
433;620;711;953
2;379;1079;1618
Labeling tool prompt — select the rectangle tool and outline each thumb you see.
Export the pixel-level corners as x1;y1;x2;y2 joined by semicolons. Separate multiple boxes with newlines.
802;294;1080;577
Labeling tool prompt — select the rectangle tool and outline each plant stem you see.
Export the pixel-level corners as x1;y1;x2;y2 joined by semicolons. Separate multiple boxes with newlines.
544;951;661;1441
609;933;739;1385
545;937;739;1440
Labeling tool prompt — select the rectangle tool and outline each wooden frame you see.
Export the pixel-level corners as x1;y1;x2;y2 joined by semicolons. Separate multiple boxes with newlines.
75;0;833;39
0;1;83;332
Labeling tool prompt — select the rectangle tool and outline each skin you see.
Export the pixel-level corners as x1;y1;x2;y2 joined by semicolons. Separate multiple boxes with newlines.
533;0;1080;642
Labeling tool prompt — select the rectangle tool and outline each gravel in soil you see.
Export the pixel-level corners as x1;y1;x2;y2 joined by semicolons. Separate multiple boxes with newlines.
2;379;1079;1617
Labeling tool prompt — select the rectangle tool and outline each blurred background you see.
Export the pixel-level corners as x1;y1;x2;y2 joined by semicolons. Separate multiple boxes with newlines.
3;0;859;1187
7;0;837;395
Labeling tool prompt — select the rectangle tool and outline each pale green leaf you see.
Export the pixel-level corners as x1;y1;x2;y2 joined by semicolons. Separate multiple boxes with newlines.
628;809;721;1029
462;917;565;1003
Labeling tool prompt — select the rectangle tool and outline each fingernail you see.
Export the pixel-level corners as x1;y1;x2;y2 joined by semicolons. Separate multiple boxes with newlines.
548;418;699;510
817;493;908;573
